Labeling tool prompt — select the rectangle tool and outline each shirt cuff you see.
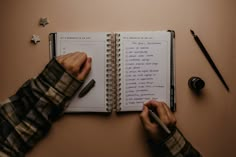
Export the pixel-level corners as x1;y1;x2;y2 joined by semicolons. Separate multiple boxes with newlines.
147;128;186;156
161;128;186;155
147;128;201;157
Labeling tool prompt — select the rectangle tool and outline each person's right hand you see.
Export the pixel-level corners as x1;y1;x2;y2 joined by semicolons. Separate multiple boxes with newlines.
56;52;92;81
140;100;176;144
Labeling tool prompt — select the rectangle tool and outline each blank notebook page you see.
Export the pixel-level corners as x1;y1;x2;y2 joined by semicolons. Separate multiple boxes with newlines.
55;32;108;112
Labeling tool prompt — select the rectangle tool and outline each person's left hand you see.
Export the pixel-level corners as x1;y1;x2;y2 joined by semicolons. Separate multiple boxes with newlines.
57;52;92;81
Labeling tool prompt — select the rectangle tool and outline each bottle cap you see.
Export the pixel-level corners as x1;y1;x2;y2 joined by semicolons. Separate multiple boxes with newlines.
188;77;205;91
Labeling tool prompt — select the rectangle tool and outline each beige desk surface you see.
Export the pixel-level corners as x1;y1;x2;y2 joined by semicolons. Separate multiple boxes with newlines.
1;0;236;156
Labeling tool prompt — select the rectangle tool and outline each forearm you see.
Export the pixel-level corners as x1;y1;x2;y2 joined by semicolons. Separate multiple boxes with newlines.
0;58;83;156
149;128;202;157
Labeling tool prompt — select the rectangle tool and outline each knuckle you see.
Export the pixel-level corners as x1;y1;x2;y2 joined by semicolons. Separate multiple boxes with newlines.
63;62;72;70
80;52;87;58
160;103;164;108
162;116;170;125
157;102;164;108
160;102;167;107
140;113;144;119
71;66;79;73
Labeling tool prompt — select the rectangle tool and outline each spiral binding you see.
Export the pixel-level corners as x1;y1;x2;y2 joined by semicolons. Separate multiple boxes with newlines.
105;33;117;112
115;33;122;111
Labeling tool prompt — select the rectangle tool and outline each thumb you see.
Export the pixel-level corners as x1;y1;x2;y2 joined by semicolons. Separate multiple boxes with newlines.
77;57;92;80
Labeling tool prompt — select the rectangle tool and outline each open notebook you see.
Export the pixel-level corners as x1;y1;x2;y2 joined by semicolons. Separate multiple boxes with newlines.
49;31;175;112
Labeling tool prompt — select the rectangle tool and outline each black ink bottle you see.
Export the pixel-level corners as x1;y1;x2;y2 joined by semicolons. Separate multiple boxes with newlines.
188;77;205;92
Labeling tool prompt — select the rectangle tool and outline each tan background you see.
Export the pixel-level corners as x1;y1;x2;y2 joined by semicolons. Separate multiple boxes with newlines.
1;0;236;156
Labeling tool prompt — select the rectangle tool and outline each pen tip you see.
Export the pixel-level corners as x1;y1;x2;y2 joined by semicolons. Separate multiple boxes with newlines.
226;87;230;92
190;29;195;36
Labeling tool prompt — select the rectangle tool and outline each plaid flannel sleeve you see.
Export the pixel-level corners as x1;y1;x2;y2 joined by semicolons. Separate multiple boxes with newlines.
149;128;202;157
0;58;83;157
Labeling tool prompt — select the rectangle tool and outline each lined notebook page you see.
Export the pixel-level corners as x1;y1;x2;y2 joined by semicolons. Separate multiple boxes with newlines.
55;32;108;112
118;32;171;111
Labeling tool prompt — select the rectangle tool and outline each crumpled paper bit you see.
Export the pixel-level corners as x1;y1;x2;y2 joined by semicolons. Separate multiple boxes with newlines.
31;34;40;44
39;17;49;27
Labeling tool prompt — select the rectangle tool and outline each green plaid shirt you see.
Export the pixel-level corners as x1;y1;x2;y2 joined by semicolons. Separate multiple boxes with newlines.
0;58;201;157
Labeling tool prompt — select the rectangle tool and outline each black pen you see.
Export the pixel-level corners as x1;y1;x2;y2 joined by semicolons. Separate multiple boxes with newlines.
78;79;96;98
190;29;230;92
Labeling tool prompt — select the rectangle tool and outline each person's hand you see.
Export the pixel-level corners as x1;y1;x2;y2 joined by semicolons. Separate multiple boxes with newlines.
57;52;92;81
140;100;176;144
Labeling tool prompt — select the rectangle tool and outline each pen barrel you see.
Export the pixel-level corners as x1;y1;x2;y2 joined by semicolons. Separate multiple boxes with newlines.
194;36;229;91
195;37;215;67
148;110;171;134
78;79;96;97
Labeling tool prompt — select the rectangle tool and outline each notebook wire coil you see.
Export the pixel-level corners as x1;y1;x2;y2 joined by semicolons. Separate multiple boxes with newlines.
106;33;117;112
115;33;122;111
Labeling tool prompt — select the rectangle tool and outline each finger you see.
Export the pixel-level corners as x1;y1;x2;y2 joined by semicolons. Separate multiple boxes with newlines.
57;52;79;71
140;106;153;128
144;99;165;109
145;100;170;125
162;103;176;125
144;100;157;109
144;100;167;116
57;52;75;63
60;52;88;75
68;52;88;74
65;52;87;69
77;57;92;80
73;52;87;68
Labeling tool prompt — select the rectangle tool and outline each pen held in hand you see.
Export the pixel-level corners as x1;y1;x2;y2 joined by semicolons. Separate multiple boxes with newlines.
148;109;171;134
78;79;96;98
